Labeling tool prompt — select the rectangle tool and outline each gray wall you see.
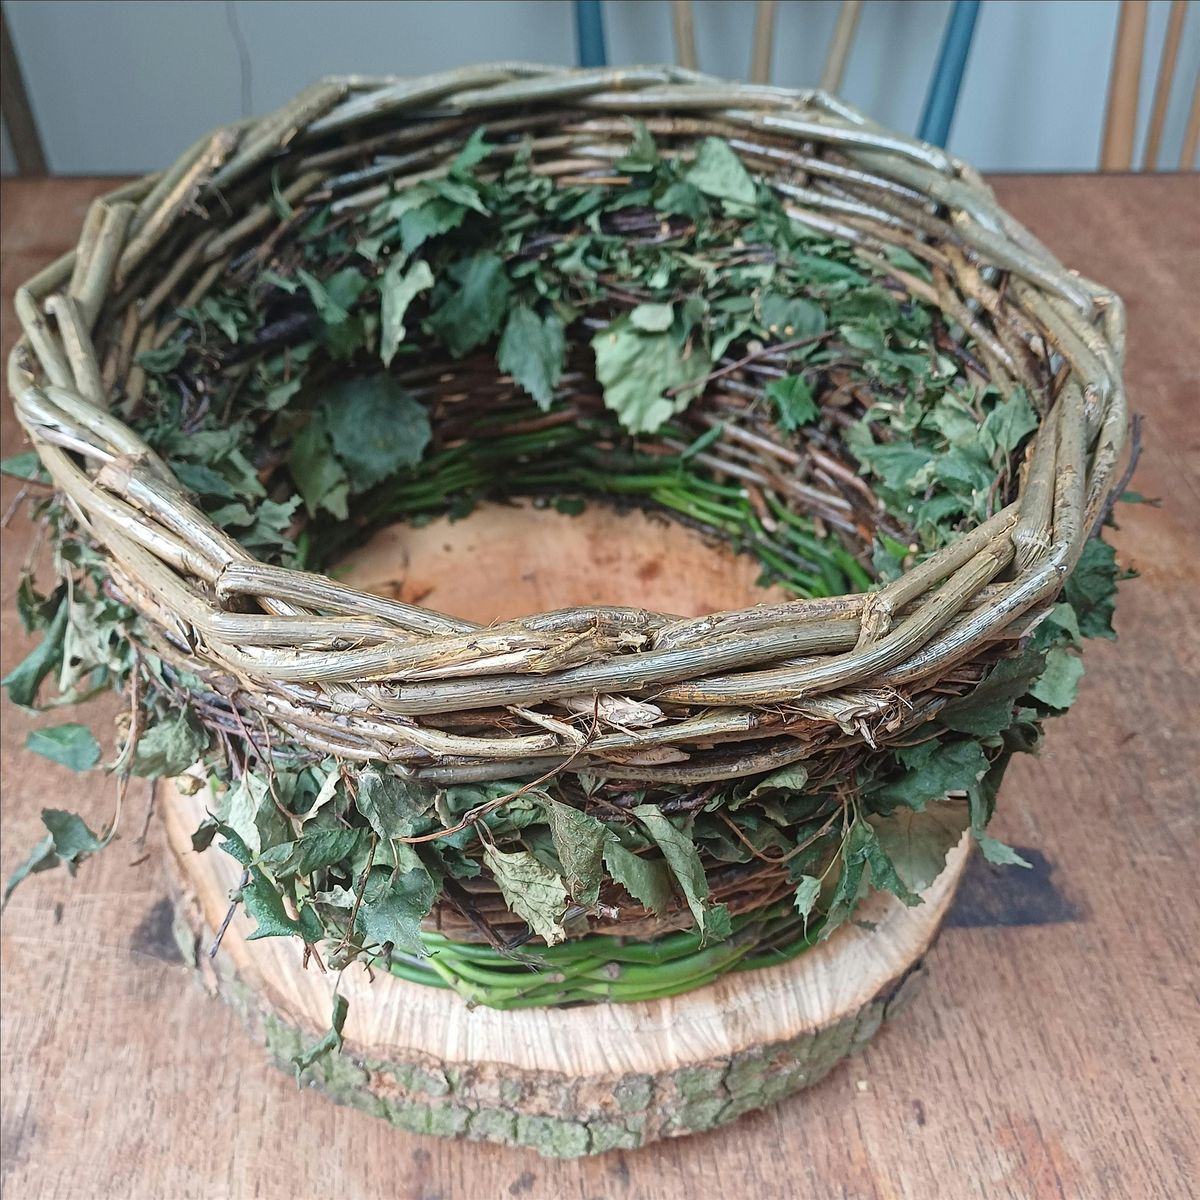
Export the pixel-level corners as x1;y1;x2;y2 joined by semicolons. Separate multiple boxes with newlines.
4;0;1198;176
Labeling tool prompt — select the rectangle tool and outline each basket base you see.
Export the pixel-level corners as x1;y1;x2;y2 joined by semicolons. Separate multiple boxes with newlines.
163;781;968;1156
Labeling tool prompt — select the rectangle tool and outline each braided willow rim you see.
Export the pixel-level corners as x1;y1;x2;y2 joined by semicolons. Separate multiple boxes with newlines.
8;64;1127;787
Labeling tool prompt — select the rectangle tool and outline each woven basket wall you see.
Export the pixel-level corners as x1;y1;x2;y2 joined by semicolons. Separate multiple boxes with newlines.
8;64;1127;945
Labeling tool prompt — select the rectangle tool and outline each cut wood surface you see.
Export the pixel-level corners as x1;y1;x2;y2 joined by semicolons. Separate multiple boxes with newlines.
337;500;790;625
2;175;1199;1198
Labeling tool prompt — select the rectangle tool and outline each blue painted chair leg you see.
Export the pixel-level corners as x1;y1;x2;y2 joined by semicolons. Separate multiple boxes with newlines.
575;0;609;68
918;0;982;147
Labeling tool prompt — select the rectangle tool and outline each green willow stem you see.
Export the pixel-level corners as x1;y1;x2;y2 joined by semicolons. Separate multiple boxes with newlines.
380;901;825;1009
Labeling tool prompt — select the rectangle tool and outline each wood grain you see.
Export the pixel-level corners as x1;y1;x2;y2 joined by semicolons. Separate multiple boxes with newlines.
2;173;1198;1199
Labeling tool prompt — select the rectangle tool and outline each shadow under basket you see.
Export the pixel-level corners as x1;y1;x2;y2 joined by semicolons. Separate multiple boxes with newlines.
164;501;971;1156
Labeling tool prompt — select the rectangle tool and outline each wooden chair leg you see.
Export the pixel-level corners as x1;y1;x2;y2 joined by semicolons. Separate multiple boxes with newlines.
750;0;777;84
821;0;863;96
1142;0;1188;169
0;6;47;176
1181;70;1200;169
672;0;698;71
1102;0;1149;170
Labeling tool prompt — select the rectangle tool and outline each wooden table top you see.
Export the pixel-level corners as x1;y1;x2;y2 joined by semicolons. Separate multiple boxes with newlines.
1;173;1197;1200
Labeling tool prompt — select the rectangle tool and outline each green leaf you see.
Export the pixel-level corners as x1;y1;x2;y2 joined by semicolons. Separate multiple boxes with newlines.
430;177;489;215
44;809;103;859
868;801;969;893
869;739;989;813
629;303;674;333
290;412;350;519
1064;537;1120;640
2;597;68;708
680;423;724;461
450;127;492;175
975;832;1032;869
214;822;321;942
1033;602;1082;651
379;258;434;367
980;391;1038;458
355;865;434;955
426;252;511;357
592;319;711;435
764;375;818;431
497;305;566;410
399;197;469;255
760;294;826;341
321;375;431;491
3;834;56;905
481;843;569;945
632;805;728;944
861;823;921;906
616;121;659;172
655;180;706;219
793;874;821;930
26;723;100;771
823;816;920;934
241;870;306;940
540;799;608;906
938;648;1046;736
219;773;289;859
136;342;186;374
603;840;673;914
191;817;218;852
734;763;810;811
15;577;60;634
298;266;368;325
174;461;238;499
1028;647;1084;710
354;768;431;840
257;827;364;878
292;992;348;1080
3;808;104;906
685;137;756;206
0;451;47;481
822;820;871;933
132;712;208;777
851;438;937;494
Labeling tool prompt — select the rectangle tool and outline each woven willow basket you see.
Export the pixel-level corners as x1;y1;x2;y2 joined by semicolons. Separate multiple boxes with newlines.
7;65;1128;1149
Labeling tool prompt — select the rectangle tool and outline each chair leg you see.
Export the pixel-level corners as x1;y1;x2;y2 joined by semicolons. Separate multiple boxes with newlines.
917;0;982;148
574;0;608;69
672;0;699;71
1181;70;1200;170
821;0;863;96
750;0;778;84
1101;0;1149;171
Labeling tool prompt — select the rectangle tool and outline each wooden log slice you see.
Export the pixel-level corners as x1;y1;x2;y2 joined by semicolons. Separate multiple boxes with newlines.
162;502;971;1156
